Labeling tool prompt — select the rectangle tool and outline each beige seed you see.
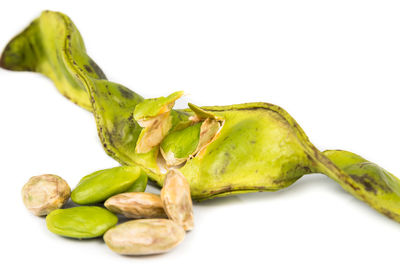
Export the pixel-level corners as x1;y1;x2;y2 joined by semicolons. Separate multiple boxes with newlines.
104;219;185;255
161;169;194;231
21;174;71;216
104;192;167;219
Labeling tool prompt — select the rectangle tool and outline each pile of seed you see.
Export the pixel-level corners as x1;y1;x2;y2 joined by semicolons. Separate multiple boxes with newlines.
21;167;193;255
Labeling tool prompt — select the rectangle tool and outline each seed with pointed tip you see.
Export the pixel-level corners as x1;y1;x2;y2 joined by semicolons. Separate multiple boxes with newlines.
105;192;167;219
104;219;185;255
161;169;194;231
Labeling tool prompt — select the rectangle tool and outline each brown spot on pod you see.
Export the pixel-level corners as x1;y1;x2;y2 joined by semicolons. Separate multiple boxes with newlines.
88;58;107;79
83;64;93;73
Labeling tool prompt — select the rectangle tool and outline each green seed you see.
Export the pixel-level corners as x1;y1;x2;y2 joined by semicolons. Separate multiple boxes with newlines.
46;206;118;239
126;171;148;192
160;122;202;162
71;166;141;204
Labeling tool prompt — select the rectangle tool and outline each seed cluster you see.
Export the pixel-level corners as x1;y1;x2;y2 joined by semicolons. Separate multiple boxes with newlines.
21;169;194;255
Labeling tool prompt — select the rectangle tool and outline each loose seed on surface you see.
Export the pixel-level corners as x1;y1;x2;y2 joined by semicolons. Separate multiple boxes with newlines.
161;169;194;231
105;192;167;219
104;219;185;255
21;174;70;216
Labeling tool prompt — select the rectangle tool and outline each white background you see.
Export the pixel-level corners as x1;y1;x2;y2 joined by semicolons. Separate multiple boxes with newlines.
1;1;400;266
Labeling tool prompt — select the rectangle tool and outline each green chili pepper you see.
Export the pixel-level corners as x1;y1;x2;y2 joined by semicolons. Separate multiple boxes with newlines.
2;11;400;223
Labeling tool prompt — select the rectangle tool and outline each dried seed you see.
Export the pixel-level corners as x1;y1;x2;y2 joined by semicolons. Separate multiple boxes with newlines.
161;169;194;231
104;219;185;255
105;192;167;219
21;174;70;216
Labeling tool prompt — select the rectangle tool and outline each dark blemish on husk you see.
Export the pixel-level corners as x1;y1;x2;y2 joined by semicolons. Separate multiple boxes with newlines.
88;58;107;79
346;182;360;192
208;186;233;195
118;85;135;99
84;65;93;73
382;209;396;220
128;113;134;123
272;177;287;185
253;186;267;190
28;41;35;53
350;174;391;194
216;152;231;175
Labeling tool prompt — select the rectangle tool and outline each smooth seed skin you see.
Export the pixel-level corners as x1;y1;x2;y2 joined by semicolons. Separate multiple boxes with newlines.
21;174;71;216
104;219;185;255
161;169;194;231
46;206;118;239
71;166;142;205
105;192;167;219
126;171;148;192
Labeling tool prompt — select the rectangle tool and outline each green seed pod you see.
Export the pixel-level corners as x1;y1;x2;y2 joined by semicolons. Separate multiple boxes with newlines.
46;206;118;239
71;166;142;204
3;11;400;224
322;150;400;221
